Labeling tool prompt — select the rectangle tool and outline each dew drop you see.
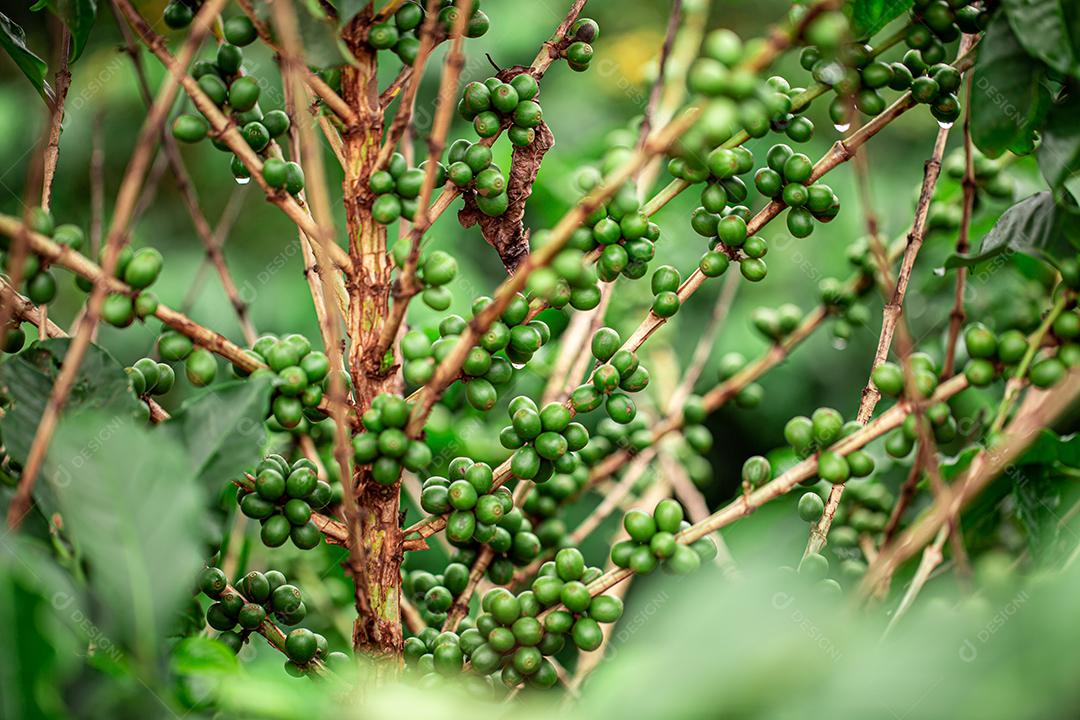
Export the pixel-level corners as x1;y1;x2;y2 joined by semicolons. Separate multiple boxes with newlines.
832;338;848;351
235;176;251;185
937;120;954;130
833;122;850;133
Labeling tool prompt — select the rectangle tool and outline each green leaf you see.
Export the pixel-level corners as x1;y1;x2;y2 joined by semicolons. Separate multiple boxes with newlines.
970;12;1050;157
1001;0;1080;78
0;12;52;103
336;0;368;27
1039;90;1080;201
0;338;142;467
849;0;915;39
942;191;1075;269
297;0;355;67
32;0;98;63
0;539;83;720
171;637;240;676
162;378;273;490
46;411;204;665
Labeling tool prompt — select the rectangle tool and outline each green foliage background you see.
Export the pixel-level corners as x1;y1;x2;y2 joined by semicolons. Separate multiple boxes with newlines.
1;0;1079;718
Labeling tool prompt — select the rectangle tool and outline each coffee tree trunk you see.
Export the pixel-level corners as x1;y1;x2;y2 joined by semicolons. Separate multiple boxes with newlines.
341;16;404;661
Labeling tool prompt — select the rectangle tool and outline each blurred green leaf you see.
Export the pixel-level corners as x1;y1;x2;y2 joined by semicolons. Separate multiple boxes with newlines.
848;0;915;39
970;13;1049;157
0;12;51;103
47;411;203;665
162;377;273;490
1001;0;1080;77
297;0;356;67
336;0;368;27
0;338;142;466
171;637;240;676
31;0;98;63
0;538;83;720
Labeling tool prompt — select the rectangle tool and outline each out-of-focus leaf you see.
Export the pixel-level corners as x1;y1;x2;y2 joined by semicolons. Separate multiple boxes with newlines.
171;637;240;676
849;0;915;39
47;411;203;665
297;0;355;67
0;12;52;103
1001;0;1080;77
970;13;1050;157
162;377;272;490
1038;90;1080;202
942;192;1075;269
0;538;82;720
31;0;97;62
0;339;142;520
336;0;368;27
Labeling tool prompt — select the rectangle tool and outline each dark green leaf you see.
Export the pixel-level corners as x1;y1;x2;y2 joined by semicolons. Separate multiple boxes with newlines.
1039;90;1080;202
46;411;203;664
849;0;915;39
162;377;273;490
970;12;1050;157
942;192;1074;268
297;0;355;67
0;338;143;467
32;0;98;63
1001;0;1080;77
0;12;52;103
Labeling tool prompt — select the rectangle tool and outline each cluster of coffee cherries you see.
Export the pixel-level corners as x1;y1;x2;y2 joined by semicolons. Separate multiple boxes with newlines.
404;564;470;628
387;246;460;311
12;209;81;307
560;18;599;72
569;326;650;423
459;73;543;146
155;330;216;388
370;0;490;64
100;246;165;327
782;407;876;484
403;293;550;409
765;144;839;237
521;463;589;545
124;357;174;399
716;351;765;408
199;567;305;641
611;500;717;574
577;178;662;282
417;459;543;583
352;393;433;484
686;29;813;143
371;153;451;225
445;140;510;217
237;455;332;550
829;477;897;547
647;264;682;318
751;302;805;343
460;561;622;686
170;20;303;193
955;320;1073;390
232;333;331;428
501;397;590;483
818;271;872;343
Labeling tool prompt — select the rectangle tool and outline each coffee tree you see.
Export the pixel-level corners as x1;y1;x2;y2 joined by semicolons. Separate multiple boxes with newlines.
2;0;1080;715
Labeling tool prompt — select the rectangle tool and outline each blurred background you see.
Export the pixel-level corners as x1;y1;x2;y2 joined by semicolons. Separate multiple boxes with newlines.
1;1;1076;715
